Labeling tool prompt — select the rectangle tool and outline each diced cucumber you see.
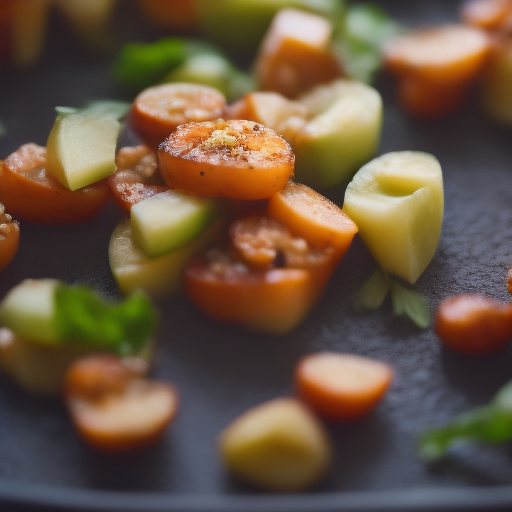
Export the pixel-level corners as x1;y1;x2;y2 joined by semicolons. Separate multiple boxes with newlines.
46;111;121;191
130;190;216;258
0;279;59;344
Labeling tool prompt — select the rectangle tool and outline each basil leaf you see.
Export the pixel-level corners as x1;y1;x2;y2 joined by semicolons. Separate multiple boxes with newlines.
54;284;158;357
390;280;430;329
420;380;512;460
353;268;390;311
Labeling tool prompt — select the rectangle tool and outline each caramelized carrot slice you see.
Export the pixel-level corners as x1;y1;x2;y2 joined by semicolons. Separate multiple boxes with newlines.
130;82;226;150
159;119;294;200
109;145;168;211
435;294;512;354
383;24;490;85
295;352;393;422
0;143;110;224
267;181;358;255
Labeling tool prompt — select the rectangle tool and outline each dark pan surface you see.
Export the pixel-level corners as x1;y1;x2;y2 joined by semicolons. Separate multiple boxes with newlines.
1;1;512;510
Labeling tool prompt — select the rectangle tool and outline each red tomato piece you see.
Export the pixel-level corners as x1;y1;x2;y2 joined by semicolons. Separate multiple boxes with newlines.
0;203;19;272
0;144;110;224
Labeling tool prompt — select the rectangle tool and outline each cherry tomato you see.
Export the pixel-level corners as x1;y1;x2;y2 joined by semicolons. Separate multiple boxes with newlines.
0;144;110;225
0;203;19;272
109;145;168;211
130;82;226;151
435;294;512;354
159;119;295;200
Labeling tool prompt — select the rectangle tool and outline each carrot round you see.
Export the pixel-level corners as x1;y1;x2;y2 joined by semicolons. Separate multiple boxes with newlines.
295;353;393;422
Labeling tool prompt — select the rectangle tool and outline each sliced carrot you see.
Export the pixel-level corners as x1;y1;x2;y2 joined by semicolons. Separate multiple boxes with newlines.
267;181;358;256
159;119;294;200
295;352;393;422
397;76;468;119
383;24;490;86
130;82;226;151
254;8;342;98
435;294;512;354
462;0;512;31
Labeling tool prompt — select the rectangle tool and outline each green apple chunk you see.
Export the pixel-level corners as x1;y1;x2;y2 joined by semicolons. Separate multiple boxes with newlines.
109;218;219;298
46;111;121;191
0;279;59;344
293;79;382;189
219;398;332;492
343;151;444;284
195;0;342;50
130;190;216;259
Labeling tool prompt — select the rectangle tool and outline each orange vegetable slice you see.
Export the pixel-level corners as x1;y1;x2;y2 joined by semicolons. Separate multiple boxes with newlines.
159;119;294;200
435;294;512;354
462;0;512;30
295;352;394;422
130;82;226;150
254;8;342;98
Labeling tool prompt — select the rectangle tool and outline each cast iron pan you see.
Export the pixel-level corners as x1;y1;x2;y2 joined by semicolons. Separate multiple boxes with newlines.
1;1;512;511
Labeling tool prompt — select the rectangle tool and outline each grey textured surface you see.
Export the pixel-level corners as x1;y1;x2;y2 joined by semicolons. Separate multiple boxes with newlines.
1;0;512;510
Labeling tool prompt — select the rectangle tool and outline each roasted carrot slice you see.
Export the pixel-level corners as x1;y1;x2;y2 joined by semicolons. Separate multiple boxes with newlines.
267;181;358;256
383;24;490;85
159;119;294;200
130;82;226;150
435;294;512;354
295;352;393;422
109;145;168;211
0;143;110;224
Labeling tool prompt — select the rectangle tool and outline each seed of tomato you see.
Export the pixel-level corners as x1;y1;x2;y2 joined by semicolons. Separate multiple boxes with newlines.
435;294;512;354
130;82;226;150
0;144;110;225
159;119;295;200
0;204;19;272
109;145;168;211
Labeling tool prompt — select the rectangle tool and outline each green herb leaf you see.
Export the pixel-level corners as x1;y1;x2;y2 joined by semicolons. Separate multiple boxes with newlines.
53;284;158;357
390;280;430;329
353;269;390;311
333;3;403;83
419;380;512;460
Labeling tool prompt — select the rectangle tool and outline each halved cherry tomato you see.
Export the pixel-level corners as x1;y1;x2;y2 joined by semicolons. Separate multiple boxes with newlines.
130;82;226;151
435;294;512;354
267;181;358;256
65;354;178;452
109;145;168;211
462;0;512;31
0;143;110;224
159;119;295;200
0;203;19;272
295;352;393;422
295;352;393;421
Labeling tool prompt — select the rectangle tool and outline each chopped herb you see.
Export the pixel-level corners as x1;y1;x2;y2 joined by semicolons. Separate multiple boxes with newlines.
353;268;390;311
54;283;158;357
390;280;430;329
333;3;403;83
420;380;512;460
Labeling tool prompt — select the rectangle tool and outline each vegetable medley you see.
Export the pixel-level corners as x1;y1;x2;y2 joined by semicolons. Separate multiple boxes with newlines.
1;0;512;495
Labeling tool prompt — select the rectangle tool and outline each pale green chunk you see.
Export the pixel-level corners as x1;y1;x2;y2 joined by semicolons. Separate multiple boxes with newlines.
46;112;121;191
130;190;215;258
343;151;444;284
0;279;59;344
